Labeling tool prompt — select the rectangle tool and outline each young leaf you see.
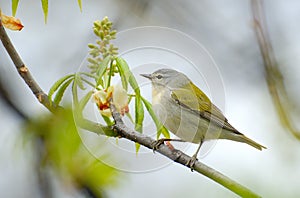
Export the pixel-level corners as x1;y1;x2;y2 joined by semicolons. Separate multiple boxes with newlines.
134;97;143;153
115;57;140;95
141;96;170;139
79;91;93;111
53;78;74;106
12;0;20;16
41;0;48;23
77;0;82;12
48;74;74;104
115;59;128;91
72;80;79;108
79;72;98;80
74;73;85;90
106;60;114;88
135;142;141;154
134;96;144;133
102;115;114;126
96;55;111;86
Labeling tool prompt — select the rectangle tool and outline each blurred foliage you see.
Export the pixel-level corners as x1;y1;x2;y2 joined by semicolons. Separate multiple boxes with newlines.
251;0;300;140
11;0;82;22
25;107;119;197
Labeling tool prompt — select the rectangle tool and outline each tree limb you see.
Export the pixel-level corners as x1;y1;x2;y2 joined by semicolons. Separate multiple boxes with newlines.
0;18;261;198
110;100;260;198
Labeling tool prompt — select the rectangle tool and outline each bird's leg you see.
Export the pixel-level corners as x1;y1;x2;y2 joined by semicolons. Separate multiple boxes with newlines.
186;140;203;171
151;138;185;152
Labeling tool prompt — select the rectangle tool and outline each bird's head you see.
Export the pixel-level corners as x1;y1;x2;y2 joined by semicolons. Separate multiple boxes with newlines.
140;68;190;90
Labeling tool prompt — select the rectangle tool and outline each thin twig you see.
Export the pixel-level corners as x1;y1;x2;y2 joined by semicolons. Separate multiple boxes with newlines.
0;18;261;197
251;0;300;139
0;19;55;112
109;100;260;198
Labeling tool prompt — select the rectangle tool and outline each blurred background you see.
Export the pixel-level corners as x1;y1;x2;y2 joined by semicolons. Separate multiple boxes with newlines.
1;0;300;197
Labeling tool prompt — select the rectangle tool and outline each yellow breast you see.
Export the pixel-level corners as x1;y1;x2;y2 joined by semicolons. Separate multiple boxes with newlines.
152;87;163;105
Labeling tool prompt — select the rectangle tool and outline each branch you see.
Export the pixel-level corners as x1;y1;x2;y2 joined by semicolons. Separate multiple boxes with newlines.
0;19;55;112
109;100;260;198
0;18;261;198
251;0;300;139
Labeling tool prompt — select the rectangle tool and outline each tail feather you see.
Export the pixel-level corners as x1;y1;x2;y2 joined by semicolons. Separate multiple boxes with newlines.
238;135;266;150
220;132;266;150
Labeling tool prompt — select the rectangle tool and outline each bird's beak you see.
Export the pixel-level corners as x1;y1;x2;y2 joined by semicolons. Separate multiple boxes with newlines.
140;73;152;80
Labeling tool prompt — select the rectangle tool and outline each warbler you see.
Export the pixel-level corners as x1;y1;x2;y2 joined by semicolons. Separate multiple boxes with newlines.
141;69;266;168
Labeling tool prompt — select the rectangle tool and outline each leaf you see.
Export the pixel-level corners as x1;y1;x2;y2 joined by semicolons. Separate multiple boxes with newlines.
134;96;144;133
53;78;74;106
96;55;111;86
0;11;24;31
141;97;170;139
12;0;20;16
41;0;48;23
115;57;140;95
106;60;114;88
102;115;114;126
79;72;98;80
75;73;85;90
135;142;141;154
72;80;79;108
77;0;82;12
115;57;144;151
48;74;74;104
115;59;128;91
79;91;93;111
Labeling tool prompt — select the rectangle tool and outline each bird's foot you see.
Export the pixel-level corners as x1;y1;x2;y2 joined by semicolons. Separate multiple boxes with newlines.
151;139;167;152
186;154;198;171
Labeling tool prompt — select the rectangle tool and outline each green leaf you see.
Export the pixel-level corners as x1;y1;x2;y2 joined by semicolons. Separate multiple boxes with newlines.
134;95;144;133
79;72;98;80
102;115;114;126
79;91;93;111
12;0;20;16
75;73;85;90
106;60;114;88
96;55;111;86
41;0;48;23
141;96;170;139
77;0;82;12
72;80;79;108
48;74;74;104
115;59;128;91
115;57;140;95
53;78;74;106
135;142;141;154
115;57;145;142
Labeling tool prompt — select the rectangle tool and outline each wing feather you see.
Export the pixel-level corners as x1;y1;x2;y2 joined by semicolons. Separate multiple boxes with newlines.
170;83;240;133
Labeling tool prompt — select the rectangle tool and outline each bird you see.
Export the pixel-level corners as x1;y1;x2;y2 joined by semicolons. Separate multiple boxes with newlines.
141;68;266;169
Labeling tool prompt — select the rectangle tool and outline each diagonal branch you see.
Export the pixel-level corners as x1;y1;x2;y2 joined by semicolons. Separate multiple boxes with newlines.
0;18;261;198
109;100;260;198
0;18;55;112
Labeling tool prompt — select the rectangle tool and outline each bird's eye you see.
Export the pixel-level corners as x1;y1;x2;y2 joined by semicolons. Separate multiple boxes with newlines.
156;75;163;79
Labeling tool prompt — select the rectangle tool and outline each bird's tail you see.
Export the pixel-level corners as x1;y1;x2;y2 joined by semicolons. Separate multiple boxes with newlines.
238;134;266;150
221;132;266;150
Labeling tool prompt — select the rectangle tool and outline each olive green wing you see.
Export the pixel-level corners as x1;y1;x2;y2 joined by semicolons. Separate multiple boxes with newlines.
170;83;238;132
